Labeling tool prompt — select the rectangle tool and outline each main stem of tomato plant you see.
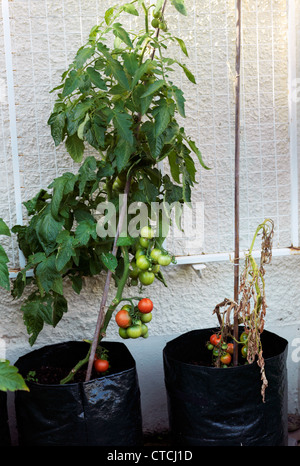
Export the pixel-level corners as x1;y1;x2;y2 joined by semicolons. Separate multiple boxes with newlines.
233;0;241;366
85;177;131;382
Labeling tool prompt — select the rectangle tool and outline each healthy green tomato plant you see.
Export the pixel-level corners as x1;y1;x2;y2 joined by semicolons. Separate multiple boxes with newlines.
0;0;209;383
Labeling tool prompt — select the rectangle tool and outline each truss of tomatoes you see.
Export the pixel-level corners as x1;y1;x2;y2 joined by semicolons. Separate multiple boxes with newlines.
115;298;154;340
206;331;249;367
129;226;173;287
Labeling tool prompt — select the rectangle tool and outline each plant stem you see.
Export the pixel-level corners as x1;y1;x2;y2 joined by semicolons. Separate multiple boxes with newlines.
85;177;131;382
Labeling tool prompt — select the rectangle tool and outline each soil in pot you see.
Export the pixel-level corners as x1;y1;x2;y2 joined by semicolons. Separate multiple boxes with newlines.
15;340;143;446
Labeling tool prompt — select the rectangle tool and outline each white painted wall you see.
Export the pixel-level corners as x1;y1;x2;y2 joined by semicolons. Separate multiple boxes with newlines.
0;0;300;442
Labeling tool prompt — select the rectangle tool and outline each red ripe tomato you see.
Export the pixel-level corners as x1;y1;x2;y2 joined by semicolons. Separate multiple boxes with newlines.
138;298;153;313
227;343;234;355
210;334;221;346
220;353;232;365
94;358;109;372
115;309;132;328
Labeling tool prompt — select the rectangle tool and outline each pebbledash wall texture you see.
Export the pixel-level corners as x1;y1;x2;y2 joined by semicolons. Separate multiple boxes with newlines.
0;0;300;439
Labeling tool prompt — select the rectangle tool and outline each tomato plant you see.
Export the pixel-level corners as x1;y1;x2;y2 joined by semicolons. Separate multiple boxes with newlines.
0;0;209;384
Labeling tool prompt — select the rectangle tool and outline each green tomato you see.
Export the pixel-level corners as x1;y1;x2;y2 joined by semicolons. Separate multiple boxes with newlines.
157;253;172;266
241;345;248;358
136;255;151;271
135;248;146;260
141;324;148;336
240;332;248;343
153;10;161;18
129;261;140;279
127;325;143;339
119;327;129;339
139;271;155;286
140;226;154;239
121;304;131;312
130;278;138;286
151;18;160;28
139;236;150;248
139;312;152;323
150;248;162;263
151;264;160;274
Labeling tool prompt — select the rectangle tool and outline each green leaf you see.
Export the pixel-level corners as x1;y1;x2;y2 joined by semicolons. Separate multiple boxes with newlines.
168;151;181;183
105;6;116;25
56;231;78;271
0;360;29;392
171;0;187;15
98;45;130;90
113;23;133;48
174;37;188;57
152;101;172;137
171;85;186;117
23;189;51;216
48;111;66;146
62;70;81;97
101;252;118;271
123;3;139;15
113;108;133;145
115;140;133;172
131;59;155;88
123;53;139;76
75;220;97;245
65;133;85;163
0;219;10;237
177;62;196;83
22;293;53;346
52;293;68;327
35;255;62;294
0;259;10;291
70;275;83;294
116;236;136;246
73;46;95;69
185;137;210;170
35;211;63;255
141;79;165;98
50;172;77;220
86;67;107;90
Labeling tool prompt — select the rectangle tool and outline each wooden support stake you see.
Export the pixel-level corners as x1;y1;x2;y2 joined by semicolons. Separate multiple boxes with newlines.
233;0;241;366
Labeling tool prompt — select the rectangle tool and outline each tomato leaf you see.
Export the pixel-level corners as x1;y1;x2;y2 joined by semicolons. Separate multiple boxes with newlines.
101;252;118;271
113;23;133;48
0;360;28;392
75;220;97;245
35;211;63;255
22;293;53;346
0;219;10;237
171;0;187;15
48;111;66;146
65;133;85;163
86;67;107;90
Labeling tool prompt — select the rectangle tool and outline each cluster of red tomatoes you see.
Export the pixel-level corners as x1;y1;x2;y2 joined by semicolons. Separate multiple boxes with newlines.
115;298;154;340
129;226;173;287
207;331;249;367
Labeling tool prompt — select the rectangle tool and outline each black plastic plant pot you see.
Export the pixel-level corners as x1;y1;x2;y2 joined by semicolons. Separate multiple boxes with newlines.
0;391;11;446
15;341;143;446
163;327;288;446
